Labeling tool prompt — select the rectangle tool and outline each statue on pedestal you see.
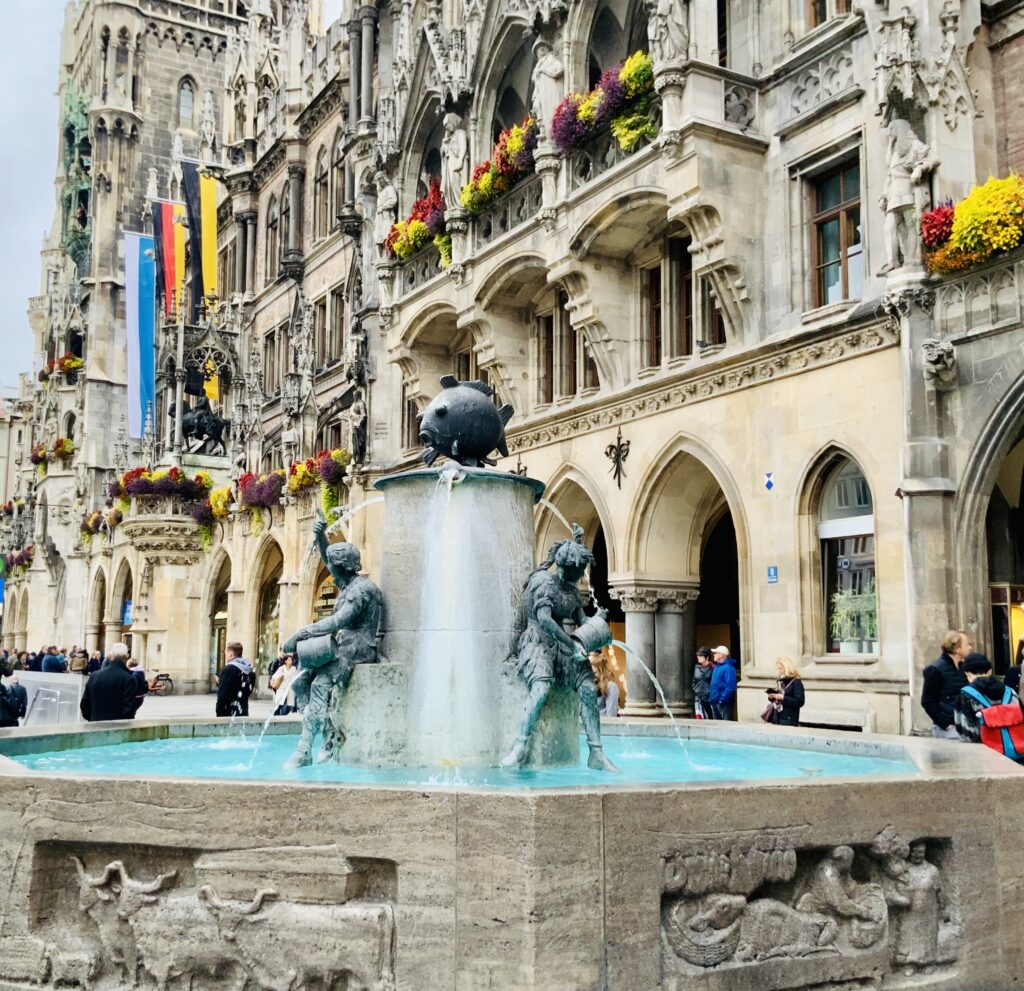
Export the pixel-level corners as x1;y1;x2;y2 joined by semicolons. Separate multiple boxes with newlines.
373;171;398;257
348;388;368;465
440;113;468;210
648;0;688;64
282;519;382;767
880;118;939;273
531;39;565;135
502;524;618;771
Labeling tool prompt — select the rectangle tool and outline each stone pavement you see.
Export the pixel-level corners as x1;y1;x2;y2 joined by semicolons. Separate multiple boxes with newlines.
133;683;275;721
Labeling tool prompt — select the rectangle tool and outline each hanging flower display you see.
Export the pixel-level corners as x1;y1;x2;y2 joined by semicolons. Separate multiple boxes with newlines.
287;456;321;493
30;443;48;477
923;174;1024;275
550;51;656;156
190;499;217;550
79;510;104;547
52;437;75;461
209;486;232;520
385;177;448;261
7;545;33;575
460;118;539;215
316;448;351;515
57;353;84;374
106;506;123;531
1;499;25;518
107;466;213;503
239;470;287;533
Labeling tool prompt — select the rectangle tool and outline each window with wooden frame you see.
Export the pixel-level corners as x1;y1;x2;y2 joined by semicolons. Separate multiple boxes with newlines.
642;265;663;369
265;196;279;285
556;290;577;398
401;386;420;450
538;313;555;406
809;0;851;28
263;329;277;393
669;237;693;358
313;296;328;367
811;157;863;308
329;286;345;360
313;148;329;240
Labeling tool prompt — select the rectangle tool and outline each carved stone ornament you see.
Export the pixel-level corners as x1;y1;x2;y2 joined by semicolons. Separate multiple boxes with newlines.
661;827;960;982
610;586;660;613
882;286;936;319
921;338;957;388
0;843;398;990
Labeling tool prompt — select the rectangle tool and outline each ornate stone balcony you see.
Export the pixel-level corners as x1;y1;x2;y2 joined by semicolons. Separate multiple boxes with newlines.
471;175;543;251
119;497;203;566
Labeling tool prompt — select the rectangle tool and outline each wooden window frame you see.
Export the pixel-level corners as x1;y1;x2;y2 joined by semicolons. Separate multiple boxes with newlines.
810;157;861;309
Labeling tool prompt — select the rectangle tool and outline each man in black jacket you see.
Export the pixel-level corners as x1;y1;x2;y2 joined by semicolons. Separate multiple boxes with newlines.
216;642;255;717
921;630;971;739
80;643;140;722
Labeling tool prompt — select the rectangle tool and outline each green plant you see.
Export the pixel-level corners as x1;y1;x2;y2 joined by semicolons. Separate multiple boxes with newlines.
861;579;878;640
829;586;860;642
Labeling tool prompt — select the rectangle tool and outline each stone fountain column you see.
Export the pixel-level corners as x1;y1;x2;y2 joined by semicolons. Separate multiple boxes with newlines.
655;586;700;717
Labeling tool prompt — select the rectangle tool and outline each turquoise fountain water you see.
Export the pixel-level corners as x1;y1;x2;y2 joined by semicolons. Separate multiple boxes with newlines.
8;732;916;788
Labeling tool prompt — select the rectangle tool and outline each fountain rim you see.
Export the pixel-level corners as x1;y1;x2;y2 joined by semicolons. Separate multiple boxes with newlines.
373;465;545;502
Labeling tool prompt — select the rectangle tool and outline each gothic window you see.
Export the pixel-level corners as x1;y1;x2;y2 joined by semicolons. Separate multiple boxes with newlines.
810;0;851;28
179;78;195;129
586;0;648;86
816;457;877;655
313;296;327;368
401;385;419;451
717;0;729;66
265;195;279;284
313;147;329;241
280;181;291;259
669;238;693;358
642;265;663;369
811;157;863;307
263;329;277;394
329;286;345;360
331;130;345;221
537;314;554;405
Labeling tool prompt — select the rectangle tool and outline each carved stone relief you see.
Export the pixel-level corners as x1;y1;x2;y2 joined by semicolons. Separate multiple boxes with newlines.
661;828;960;989
0;840;398;991
789;49;854;117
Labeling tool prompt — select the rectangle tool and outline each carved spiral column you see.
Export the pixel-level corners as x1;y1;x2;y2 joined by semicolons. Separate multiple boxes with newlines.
610;586;660;716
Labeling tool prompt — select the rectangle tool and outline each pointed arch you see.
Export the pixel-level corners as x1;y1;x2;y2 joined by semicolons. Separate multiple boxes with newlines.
89;566;108;632
534;462;617;572
313;145;329;241
248;534;284;669
109;558;134;622
569;188;670;261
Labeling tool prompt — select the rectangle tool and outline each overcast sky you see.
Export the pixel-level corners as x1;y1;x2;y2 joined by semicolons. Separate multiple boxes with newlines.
0;1;65;388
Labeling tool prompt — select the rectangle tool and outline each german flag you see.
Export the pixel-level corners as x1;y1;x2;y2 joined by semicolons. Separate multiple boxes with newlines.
181;160;219;321
151;200;186;317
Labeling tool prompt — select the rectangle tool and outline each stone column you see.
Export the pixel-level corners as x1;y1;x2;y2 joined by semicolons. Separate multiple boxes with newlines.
655;66;686;134
286;163;304;254
104;621;123;650
85;623;101;654
655;587;699;716
244;212;257;294
234;215;246;294
359;6;377;123
348;19;361;128
173;368;186;453
884;280;953;733
344;160;356;206
611;587;660;716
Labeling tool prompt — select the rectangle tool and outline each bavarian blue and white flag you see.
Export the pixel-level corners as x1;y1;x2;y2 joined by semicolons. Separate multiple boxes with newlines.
123;231;156;438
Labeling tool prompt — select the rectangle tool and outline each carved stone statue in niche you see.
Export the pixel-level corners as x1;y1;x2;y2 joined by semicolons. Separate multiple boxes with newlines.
647;0;688;65
373;171;398;255
880;117;939;273
348;388;368;464
531;38;565;135
892;841;951;967
440;113;468;210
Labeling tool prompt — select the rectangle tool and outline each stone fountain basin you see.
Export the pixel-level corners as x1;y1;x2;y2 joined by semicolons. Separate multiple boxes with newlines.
0;719;1021;991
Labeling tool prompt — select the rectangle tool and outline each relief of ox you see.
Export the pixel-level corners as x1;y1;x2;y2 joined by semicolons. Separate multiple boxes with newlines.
71;856;249;991
197;885;397;991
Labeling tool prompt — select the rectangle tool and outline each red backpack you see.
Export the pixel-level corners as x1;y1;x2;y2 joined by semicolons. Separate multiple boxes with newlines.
961;685;1024;760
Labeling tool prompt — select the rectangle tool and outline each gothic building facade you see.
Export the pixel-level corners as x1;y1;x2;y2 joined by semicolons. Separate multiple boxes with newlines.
3;0;1024;733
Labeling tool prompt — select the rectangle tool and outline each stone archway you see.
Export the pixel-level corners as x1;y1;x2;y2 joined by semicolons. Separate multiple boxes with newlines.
207;553;232;680
86;569;107;654
620;437;750;717
250;540;284;675
107;560;133;655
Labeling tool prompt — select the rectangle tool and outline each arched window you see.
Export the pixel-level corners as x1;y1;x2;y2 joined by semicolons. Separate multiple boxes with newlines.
179;78;195;129
280;180;291;260
818;457;877;655
313;147;329;240
586;0;649;87
331;129;345;220
265;195;279;284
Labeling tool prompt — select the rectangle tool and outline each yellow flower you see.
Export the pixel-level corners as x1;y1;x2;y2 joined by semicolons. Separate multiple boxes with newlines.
619;51;654;100
577;90;604;124
949;174;1024;258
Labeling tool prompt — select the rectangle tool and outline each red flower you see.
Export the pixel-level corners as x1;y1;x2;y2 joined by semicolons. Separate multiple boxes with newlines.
921;201;955;249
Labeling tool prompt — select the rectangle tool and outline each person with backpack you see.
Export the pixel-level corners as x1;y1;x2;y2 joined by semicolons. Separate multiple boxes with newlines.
954;653;1024;764
0;659;23;728
921;630;970;739
216;642;255;717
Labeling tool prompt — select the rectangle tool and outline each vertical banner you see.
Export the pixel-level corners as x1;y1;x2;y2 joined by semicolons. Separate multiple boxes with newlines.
124;232;156;439
181;161;219;321
151;200;186;316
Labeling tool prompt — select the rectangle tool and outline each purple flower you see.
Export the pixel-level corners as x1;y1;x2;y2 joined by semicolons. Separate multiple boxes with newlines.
551;95;590;156
190;500;215;526
318;454;346;486
595;68;627;127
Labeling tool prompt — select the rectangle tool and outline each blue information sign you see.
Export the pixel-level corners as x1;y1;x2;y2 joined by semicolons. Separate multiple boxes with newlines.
767;565;779;584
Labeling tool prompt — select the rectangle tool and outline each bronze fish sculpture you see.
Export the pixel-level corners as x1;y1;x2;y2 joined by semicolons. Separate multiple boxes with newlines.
418;375;514;467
